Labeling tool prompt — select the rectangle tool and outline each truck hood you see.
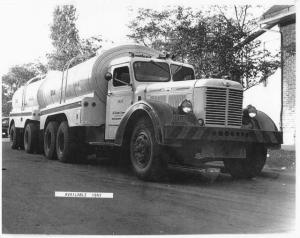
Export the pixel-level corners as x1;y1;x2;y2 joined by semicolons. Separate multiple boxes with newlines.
141;78;244;129
194;78;243;90
144;78;243;94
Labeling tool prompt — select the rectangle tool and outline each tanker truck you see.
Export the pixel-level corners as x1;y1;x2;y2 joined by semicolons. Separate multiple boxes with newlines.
9;44;282;181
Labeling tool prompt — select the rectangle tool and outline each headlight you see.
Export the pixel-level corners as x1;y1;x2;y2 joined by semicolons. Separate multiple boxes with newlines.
178;99;193;114
247;104;257;118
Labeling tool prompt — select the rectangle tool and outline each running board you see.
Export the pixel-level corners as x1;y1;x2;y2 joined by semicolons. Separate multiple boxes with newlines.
88;141;119;147
168;164;206;172
168;163;221;173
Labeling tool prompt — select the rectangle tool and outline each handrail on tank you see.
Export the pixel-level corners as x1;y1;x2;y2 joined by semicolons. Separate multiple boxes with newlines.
26;74;46;85
60;52;97;103
60;55;78;104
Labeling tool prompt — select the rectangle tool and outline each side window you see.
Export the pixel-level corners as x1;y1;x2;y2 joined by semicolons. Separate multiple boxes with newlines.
113;66;130;87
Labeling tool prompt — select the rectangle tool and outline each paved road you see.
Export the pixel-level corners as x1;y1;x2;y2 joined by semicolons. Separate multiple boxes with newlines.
2;139;295;234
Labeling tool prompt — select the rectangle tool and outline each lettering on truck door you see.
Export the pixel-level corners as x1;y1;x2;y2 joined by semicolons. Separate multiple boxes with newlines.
105;64;133;140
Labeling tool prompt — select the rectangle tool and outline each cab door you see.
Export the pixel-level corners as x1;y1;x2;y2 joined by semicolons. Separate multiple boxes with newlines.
105;64;133;140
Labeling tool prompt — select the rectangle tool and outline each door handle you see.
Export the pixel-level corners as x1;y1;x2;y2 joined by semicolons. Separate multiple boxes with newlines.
107;92;112;96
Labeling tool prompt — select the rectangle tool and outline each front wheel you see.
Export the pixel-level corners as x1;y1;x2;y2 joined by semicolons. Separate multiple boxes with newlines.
223;144;267;179
130;118;167;181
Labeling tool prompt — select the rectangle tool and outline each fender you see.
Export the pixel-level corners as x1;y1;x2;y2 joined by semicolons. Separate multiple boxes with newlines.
115;100;195;146
243;108;279;131
253;110;279;131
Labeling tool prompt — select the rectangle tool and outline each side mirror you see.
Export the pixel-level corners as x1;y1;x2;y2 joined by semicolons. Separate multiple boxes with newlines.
104;72;112;81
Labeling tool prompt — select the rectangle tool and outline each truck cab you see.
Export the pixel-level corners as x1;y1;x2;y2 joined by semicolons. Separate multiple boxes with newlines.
105;54;195;140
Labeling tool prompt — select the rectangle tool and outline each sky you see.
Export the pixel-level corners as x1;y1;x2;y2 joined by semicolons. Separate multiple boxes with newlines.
0;0;292;78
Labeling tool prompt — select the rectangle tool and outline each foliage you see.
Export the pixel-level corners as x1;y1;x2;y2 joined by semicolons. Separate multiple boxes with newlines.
128;5;280;89
2;4;103;116
47;5;80;70
47;5;102;70
1;62;47;116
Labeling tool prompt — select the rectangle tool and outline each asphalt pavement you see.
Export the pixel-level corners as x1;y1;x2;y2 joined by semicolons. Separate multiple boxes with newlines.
1;139;295;234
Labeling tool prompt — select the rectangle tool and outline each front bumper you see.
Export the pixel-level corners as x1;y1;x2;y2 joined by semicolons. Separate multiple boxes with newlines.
163;125;283;146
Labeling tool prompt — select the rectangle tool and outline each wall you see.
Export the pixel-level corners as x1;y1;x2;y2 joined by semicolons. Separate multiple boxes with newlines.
243;69;281;129
244;22;296;146
280;22;296;145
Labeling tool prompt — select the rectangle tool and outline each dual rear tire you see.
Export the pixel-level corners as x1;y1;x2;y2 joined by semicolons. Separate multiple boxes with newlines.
44;121;59;159
44;121;87;163
10;124;21;149
24;122;39;153
10;122;40;153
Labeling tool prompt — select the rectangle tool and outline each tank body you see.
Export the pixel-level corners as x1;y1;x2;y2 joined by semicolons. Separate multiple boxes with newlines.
11;78;45;113
11;86;24;113
37;44;160;109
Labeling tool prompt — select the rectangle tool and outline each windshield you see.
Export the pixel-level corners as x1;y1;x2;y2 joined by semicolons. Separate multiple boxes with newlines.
133;61;170;82
171;64;195;81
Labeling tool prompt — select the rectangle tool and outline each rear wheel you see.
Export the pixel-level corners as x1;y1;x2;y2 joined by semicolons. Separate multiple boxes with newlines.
130;118;167;181
10;124;19;149
56;121;87;163
44;121;59;160
24;123;38;154
223;144;267;179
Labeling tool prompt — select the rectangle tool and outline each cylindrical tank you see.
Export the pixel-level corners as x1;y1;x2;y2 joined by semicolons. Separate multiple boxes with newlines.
11;77;45;113
11;86;24;112
24;77;45;108
37;44;161;109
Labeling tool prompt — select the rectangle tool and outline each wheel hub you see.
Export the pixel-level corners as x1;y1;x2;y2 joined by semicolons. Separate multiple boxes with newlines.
133;132;151;168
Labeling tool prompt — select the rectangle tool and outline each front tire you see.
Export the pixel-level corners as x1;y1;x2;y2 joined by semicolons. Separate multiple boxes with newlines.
223;144;267;179
130;118;167;181
44;121;59;160
24;123;38;154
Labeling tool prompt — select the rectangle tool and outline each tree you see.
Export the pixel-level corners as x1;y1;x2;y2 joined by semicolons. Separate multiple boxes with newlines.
128;5;280;89
1;62;47;116
47;5;81;70
47;5;102;70
2;4;104;116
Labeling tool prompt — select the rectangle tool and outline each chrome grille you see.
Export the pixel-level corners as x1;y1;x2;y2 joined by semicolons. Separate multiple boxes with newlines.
228;89;243;126
205;87;226;125
205;87;243;127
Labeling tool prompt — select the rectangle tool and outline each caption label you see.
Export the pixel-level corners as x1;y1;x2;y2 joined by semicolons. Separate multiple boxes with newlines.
55;191;113;198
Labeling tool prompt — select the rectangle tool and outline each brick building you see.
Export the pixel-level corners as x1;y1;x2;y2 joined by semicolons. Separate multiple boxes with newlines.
280;22;296;145
243;5;296;146
260;5;296;145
